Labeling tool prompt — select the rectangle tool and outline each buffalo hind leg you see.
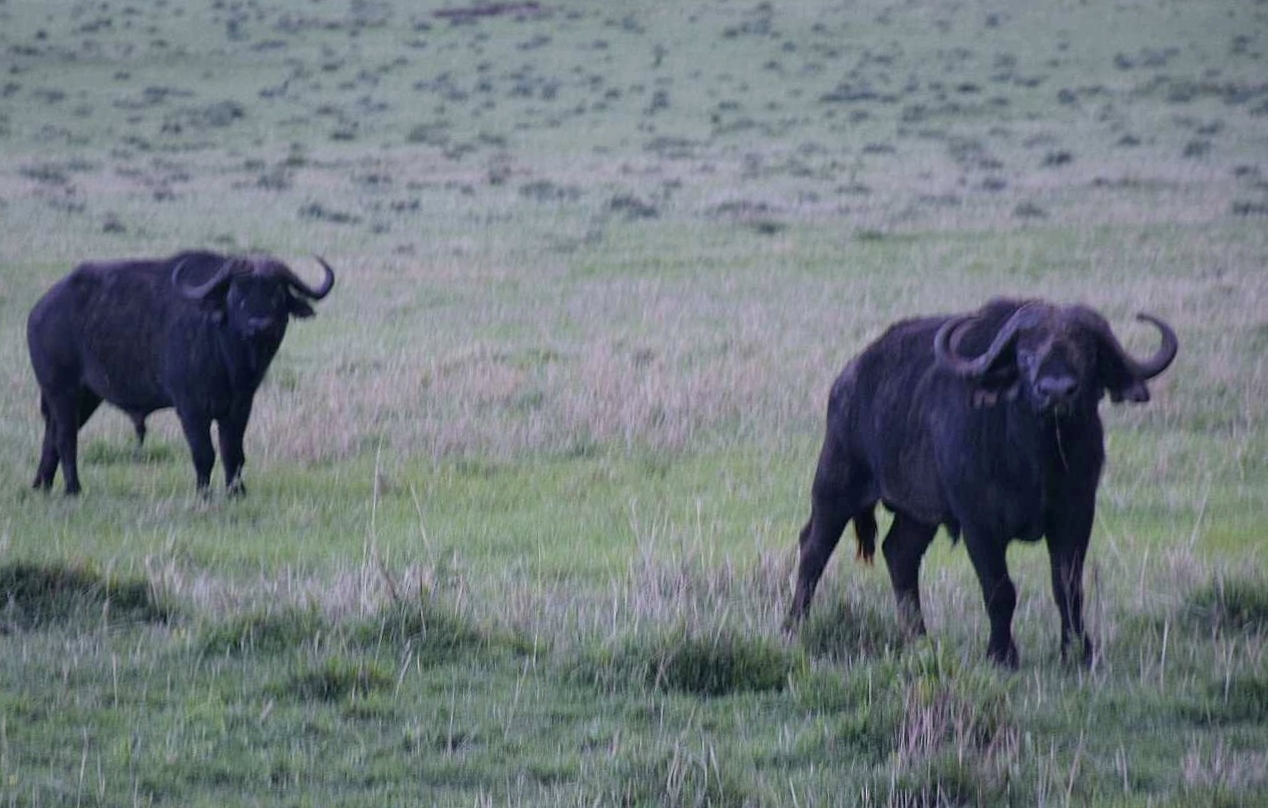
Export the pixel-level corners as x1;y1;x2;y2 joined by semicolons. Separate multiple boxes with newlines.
787;432;872;630
55;390;101;495
964;531;1020;668
33;395;60;491
787;501;853;630
882;513;937;637
129;412;148;454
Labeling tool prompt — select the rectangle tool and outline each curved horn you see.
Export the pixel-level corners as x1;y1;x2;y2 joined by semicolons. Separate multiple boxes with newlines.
273;255;336;300
1077;309;1178;380
934;303;1044;378
173;256;235;300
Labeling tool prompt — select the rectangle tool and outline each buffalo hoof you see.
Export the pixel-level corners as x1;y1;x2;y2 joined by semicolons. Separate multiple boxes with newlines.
1061;635;1095;668
987;640;1020;670
227;479;247;498
781;613;803;637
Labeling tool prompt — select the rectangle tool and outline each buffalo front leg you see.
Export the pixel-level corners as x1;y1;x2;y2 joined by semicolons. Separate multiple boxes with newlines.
216;406;251;496
176;409;217;493
881;513;937;637
964;531;1020;669
1047;525;1094;666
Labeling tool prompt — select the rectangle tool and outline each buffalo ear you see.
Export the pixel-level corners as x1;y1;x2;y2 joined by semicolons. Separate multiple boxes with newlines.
1097;345;1150;403
288;296;315;319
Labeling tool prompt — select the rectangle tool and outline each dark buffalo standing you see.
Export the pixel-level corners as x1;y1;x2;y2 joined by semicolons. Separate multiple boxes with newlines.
27;251;335;495
786;298;1177;667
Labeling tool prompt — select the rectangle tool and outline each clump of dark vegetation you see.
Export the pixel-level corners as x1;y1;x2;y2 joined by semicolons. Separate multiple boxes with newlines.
1013;200;1047;219
1189;673;1268;726
200;607;326;656
607;193;658;220
570;628;801;696
161;101;245;134
1182;139;1212;158
1043;149;1073;167
1231;200;1268;216
268;657;394;702
797;593;906;662
349;597;535;661
0;561;171;630
19;164;70;185
518;179;582;202
298;201;362;224
746;218;786;235
1182;575;1268;635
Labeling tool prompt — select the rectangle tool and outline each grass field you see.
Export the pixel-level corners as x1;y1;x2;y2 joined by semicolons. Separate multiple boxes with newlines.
1;0;1266;805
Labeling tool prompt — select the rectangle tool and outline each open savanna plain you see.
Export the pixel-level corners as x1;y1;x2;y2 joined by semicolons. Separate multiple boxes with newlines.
1;0;1266;804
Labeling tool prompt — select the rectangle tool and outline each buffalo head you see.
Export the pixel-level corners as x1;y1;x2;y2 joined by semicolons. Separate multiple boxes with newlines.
173;255;336;339
933;300;1177;416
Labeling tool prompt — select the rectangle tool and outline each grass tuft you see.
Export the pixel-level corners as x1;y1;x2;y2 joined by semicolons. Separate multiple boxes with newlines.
0;561;171;629
888;754;1001;808
268;657;393;702
891;645;1017;769
612;744;761;808
571;628;801;697
798;592;907;663
350;597;536;661
1183;672;1268;726
1183;575;1268;635
199;607;325;656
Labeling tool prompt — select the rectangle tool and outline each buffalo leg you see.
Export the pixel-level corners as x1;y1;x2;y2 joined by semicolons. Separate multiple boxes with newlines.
76;391;102;429
964;531;1019;668
176;410;216;492
787;503;852;629
882;513;937;637
216;406;250;496
1047;520;1095;666
787;465;870;627
130;413;147;452
46;391;100;495
33;395;60;491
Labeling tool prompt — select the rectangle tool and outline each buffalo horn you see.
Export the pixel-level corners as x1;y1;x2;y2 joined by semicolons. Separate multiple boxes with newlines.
1077;309;1178;380
173;257;236;300
274;256;336;300
934;303;1045;378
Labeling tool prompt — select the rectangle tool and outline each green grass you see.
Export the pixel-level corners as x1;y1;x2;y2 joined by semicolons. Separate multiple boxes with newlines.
1;0;1267;804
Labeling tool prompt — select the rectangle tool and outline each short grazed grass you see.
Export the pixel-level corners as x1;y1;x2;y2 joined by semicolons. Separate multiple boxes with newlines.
1;0;1266;805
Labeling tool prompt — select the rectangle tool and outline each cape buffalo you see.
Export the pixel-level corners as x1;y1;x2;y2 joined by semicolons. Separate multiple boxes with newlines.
786;298;1177;667
27;251;335;495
